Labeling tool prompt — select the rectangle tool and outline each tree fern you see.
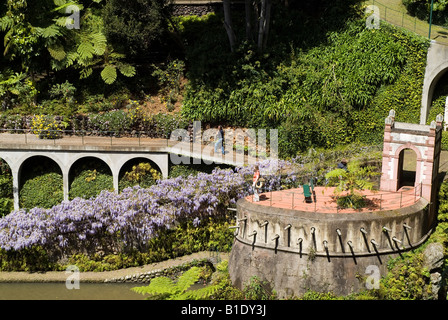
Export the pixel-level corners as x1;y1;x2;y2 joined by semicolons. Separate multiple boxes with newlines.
132;266;219;300
48;46;66;61
100;65;117;84
90;32;107;56
1;0;135;85
117;63;136;78
38;24;62;38
77;40;95;62
0;16;14;32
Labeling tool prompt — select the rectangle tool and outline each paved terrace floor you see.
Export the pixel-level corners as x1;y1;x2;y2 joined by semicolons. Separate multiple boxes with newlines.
246;186;422;213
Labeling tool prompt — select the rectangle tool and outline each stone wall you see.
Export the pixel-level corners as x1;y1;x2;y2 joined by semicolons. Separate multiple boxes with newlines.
104;257;220;284
228;196;435;298
172;3;222;16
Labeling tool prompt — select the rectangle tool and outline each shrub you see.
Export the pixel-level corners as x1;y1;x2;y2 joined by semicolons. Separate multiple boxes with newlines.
168;165;200;179
30;114;67;139
119;162;161;191
242;276;277;300
69;169;113;200
19;172;63;209
0;175;12;198
0;198;13;218
87;110;131;135
377;252;432;300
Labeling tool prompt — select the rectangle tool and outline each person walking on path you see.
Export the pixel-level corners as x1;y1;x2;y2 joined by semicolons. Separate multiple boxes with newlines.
214;125;225;155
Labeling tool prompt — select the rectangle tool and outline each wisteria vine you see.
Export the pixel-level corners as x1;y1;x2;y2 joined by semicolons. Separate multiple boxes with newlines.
0;168;250;257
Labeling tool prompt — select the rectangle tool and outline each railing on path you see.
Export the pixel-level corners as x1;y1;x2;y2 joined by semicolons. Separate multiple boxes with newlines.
0;128;266;166
0;128;173;148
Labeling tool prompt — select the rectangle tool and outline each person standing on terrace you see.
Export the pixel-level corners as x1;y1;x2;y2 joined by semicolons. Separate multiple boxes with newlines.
253;165;260;202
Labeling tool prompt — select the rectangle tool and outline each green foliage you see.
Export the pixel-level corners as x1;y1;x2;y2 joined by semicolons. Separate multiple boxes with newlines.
0;246;58;272
436;179;448;222
0;0;135;87
370;28;429;126
0;72;38;110
325;159;380;209
119;162;161;191
242;276;277;300
298;290;342;300
325;161;376;194
132;266;219;300
102;0;170;57
207;260;244;300
168;165;200;179
69;169;113;200
180;15;429;156
28;217;235;272
152;59;185;111
87;110;131;133
0;198;13;217
49;80;76;103
20;172;63;209
0;175;12;199
377;252;432;300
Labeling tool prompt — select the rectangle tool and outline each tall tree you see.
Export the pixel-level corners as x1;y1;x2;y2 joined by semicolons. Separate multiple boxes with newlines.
223;0;236;52
102;0;172;59
257;0;272;52
224;0;272;53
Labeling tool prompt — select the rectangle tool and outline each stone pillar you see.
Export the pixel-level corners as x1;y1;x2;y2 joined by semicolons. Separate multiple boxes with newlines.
421;121;437;201
113;170;119;193
11;169;19;211
62;168;70;202
444;97;448;131
380;112;395;192
156;154;169;179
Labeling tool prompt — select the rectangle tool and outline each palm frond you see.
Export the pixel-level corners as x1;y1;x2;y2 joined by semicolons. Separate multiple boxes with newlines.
100;65;117;84
48;46;67;61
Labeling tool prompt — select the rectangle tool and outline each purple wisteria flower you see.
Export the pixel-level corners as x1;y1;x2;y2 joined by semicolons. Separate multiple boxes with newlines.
0;167;248;257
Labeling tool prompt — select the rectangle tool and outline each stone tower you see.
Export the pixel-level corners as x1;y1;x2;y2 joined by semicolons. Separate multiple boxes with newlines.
380;110;442;217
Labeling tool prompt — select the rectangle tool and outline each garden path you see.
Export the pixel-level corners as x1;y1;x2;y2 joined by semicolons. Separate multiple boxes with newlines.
0;251;229;283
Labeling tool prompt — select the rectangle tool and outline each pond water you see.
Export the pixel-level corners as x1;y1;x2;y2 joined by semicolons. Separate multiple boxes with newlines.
0;282;144;300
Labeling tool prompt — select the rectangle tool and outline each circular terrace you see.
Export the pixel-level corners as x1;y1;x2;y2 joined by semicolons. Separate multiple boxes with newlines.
245;185;422;214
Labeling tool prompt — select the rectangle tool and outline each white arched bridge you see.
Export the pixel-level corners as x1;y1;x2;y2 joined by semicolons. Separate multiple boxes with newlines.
0;130;268;210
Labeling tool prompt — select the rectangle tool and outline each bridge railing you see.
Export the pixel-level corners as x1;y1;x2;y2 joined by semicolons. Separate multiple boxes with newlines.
0;128;175;147
0;128;268;163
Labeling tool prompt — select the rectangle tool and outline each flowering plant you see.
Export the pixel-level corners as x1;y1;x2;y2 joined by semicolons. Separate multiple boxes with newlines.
30;114;67;139
0;168;246;259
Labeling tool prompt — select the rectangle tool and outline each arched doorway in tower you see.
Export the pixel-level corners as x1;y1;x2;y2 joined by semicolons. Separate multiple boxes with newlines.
397;148;417;190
